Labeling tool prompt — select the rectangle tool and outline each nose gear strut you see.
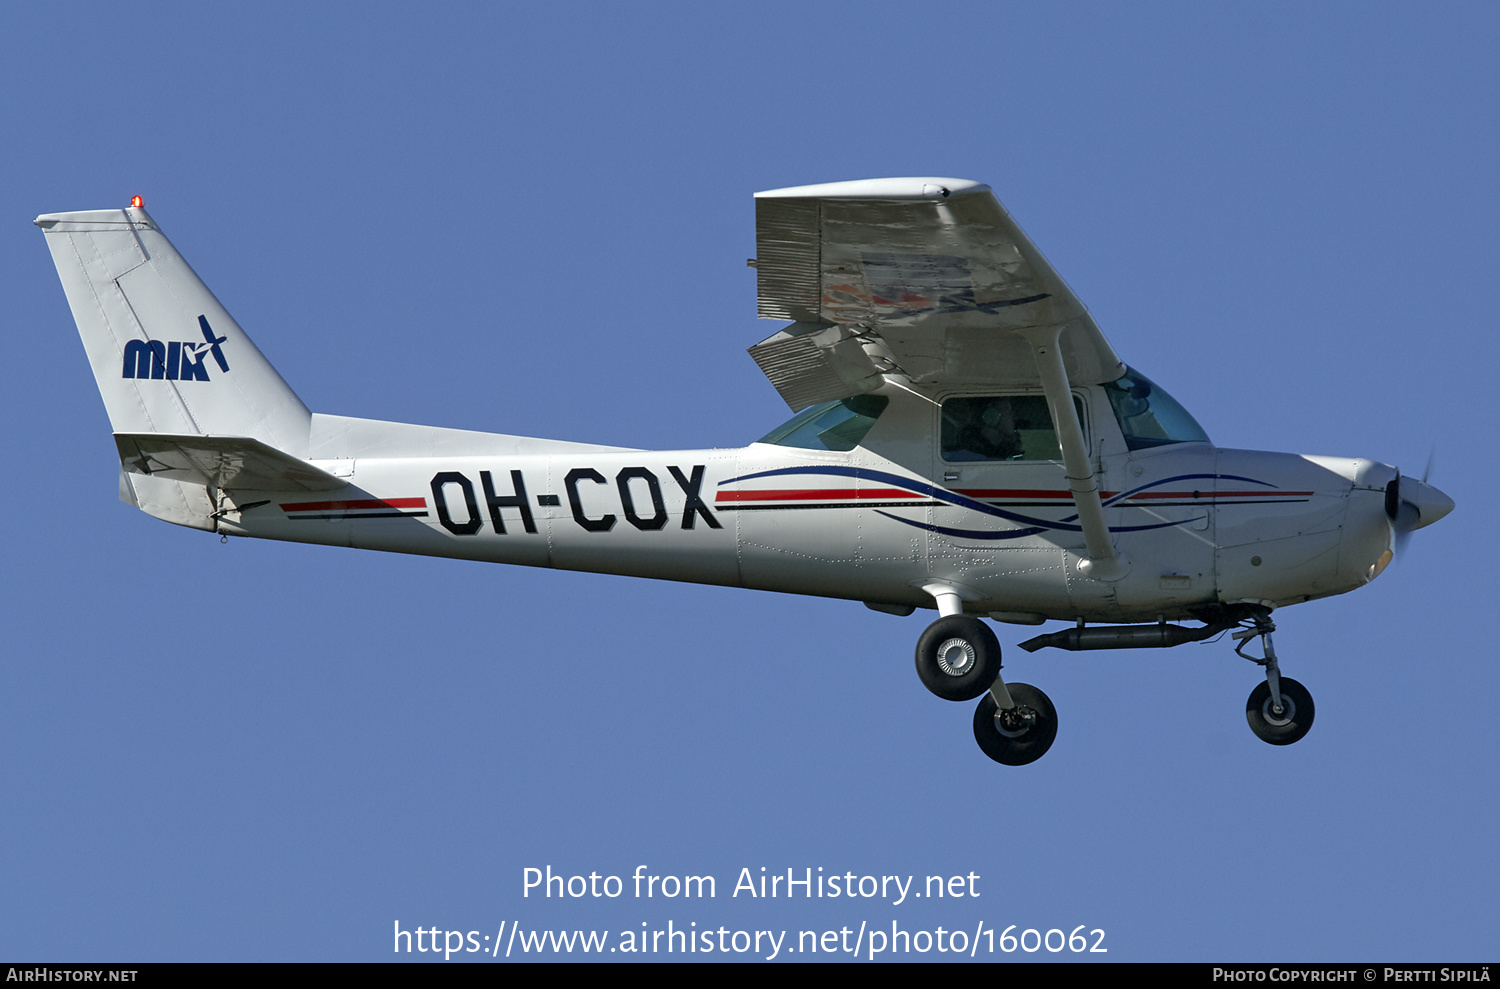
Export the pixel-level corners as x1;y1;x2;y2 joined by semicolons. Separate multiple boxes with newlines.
1233;608;1315;745
1233;611;1285;714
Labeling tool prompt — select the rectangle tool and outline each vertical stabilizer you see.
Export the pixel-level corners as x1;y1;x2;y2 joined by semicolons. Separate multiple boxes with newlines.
35;205;311;456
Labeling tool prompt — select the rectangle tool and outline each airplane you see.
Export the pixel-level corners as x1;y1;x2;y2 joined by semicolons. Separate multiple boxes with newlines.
35;178;1454;766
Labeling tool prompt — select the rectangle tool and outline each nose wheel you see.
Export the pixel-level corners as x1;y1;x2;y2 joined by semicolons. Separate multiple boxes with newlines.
1246;677;1315;745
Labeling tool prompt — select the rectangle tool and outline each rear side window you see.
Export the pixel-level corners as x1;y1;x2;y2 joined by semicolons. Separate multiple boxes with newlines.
758;395;890;452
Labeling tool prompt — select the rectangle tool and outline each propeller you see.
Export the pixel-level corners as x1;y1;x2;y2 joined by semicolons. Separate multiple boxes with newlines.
1384;453;1453;557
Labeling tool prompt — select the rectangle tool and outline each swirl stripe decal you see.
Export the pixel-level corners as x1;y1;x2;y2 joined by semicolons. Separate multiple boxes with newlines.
716;466;1291;539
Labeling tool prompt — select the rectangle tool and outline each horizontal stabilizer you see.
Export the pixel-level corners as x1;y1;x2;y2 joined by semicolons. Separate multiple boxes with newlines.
114;433;346;492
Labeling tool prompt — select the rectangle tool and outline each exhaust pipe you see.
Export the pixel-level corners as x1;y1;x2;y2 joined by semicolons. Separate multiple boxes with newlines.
1019;622;1226;653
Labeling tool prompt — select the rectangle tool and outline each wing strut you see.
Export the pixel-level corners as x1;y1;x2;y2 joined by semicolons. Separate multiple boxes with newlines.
1020;326;1129;581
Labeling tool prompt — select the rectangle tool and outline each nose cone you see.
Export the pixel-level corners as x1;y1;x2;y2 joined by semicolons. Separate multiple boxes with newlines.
1402;477;1455;530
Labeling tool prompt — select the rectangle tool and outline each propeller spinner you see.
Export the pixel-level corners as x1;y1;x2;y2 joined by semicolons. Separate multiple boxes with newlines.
1385;469;1455;555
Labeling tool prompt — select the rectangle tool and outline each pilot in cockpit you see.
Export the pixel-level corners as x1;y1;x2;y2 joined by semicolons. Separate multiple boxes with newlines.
947;397;1024;461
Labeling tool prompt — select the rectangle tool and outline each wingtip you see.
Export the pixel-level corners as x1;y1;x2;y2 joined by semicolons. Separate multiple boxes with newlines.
754;177;990;200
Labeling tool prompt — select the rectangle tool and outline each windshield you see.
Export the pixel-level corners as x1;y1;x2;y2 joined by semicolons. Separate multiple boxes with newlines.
1103;367;1210;450
757;395;890;451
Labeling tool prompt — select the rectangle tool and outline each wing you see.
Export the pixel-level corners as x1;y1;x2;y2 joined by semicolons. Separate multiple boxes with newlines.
750;178;1124;409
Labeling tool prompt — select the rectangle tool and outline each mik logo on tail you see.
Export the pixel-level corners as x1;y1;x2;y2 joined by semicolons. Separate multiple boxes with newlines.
122;315;229;381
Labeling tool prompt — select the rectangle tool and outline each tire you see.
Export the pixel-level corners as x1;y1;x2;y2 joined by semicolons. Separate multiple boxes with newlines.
1245;677;1315;745
972;683;1058;765
915;616;1002;701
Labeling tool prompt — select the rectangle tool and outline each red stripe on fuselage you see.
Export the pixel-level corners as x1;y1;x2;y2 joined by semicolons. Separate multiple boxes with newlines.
280;497;427;512
716;488;914;503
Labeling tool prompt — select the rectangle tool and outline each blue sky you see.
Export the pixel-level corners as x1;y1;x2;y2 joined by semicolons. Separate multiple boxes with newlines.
2;2;1496;962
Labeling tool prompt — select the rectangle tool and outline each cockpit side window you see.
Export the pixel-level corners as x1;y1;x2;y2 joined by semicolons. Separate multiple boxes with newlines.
1103;367;1211;450
757;394;890;452
940;394;1081;462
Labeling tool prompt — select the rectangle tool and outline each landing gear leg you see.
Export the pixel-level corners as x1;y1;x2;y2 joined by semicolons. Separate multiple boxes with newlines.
913;585;1058;763
1234;611;1315;745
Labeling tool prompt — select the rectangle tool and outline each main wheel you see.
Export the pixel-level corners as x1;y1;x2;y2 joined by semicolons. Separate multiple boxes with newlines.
972;683;1057;765
915;616;1002;701
1245;677;1315;745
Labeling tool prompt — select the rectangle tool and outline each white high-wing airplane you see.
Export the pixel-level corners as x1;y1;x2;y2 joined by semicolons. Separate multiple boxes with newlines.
37;178;1454;765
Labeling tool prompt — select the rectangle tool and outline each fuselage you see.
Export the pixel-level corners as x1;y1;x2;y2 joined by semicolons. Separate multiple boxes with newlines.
204;379;1401;625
